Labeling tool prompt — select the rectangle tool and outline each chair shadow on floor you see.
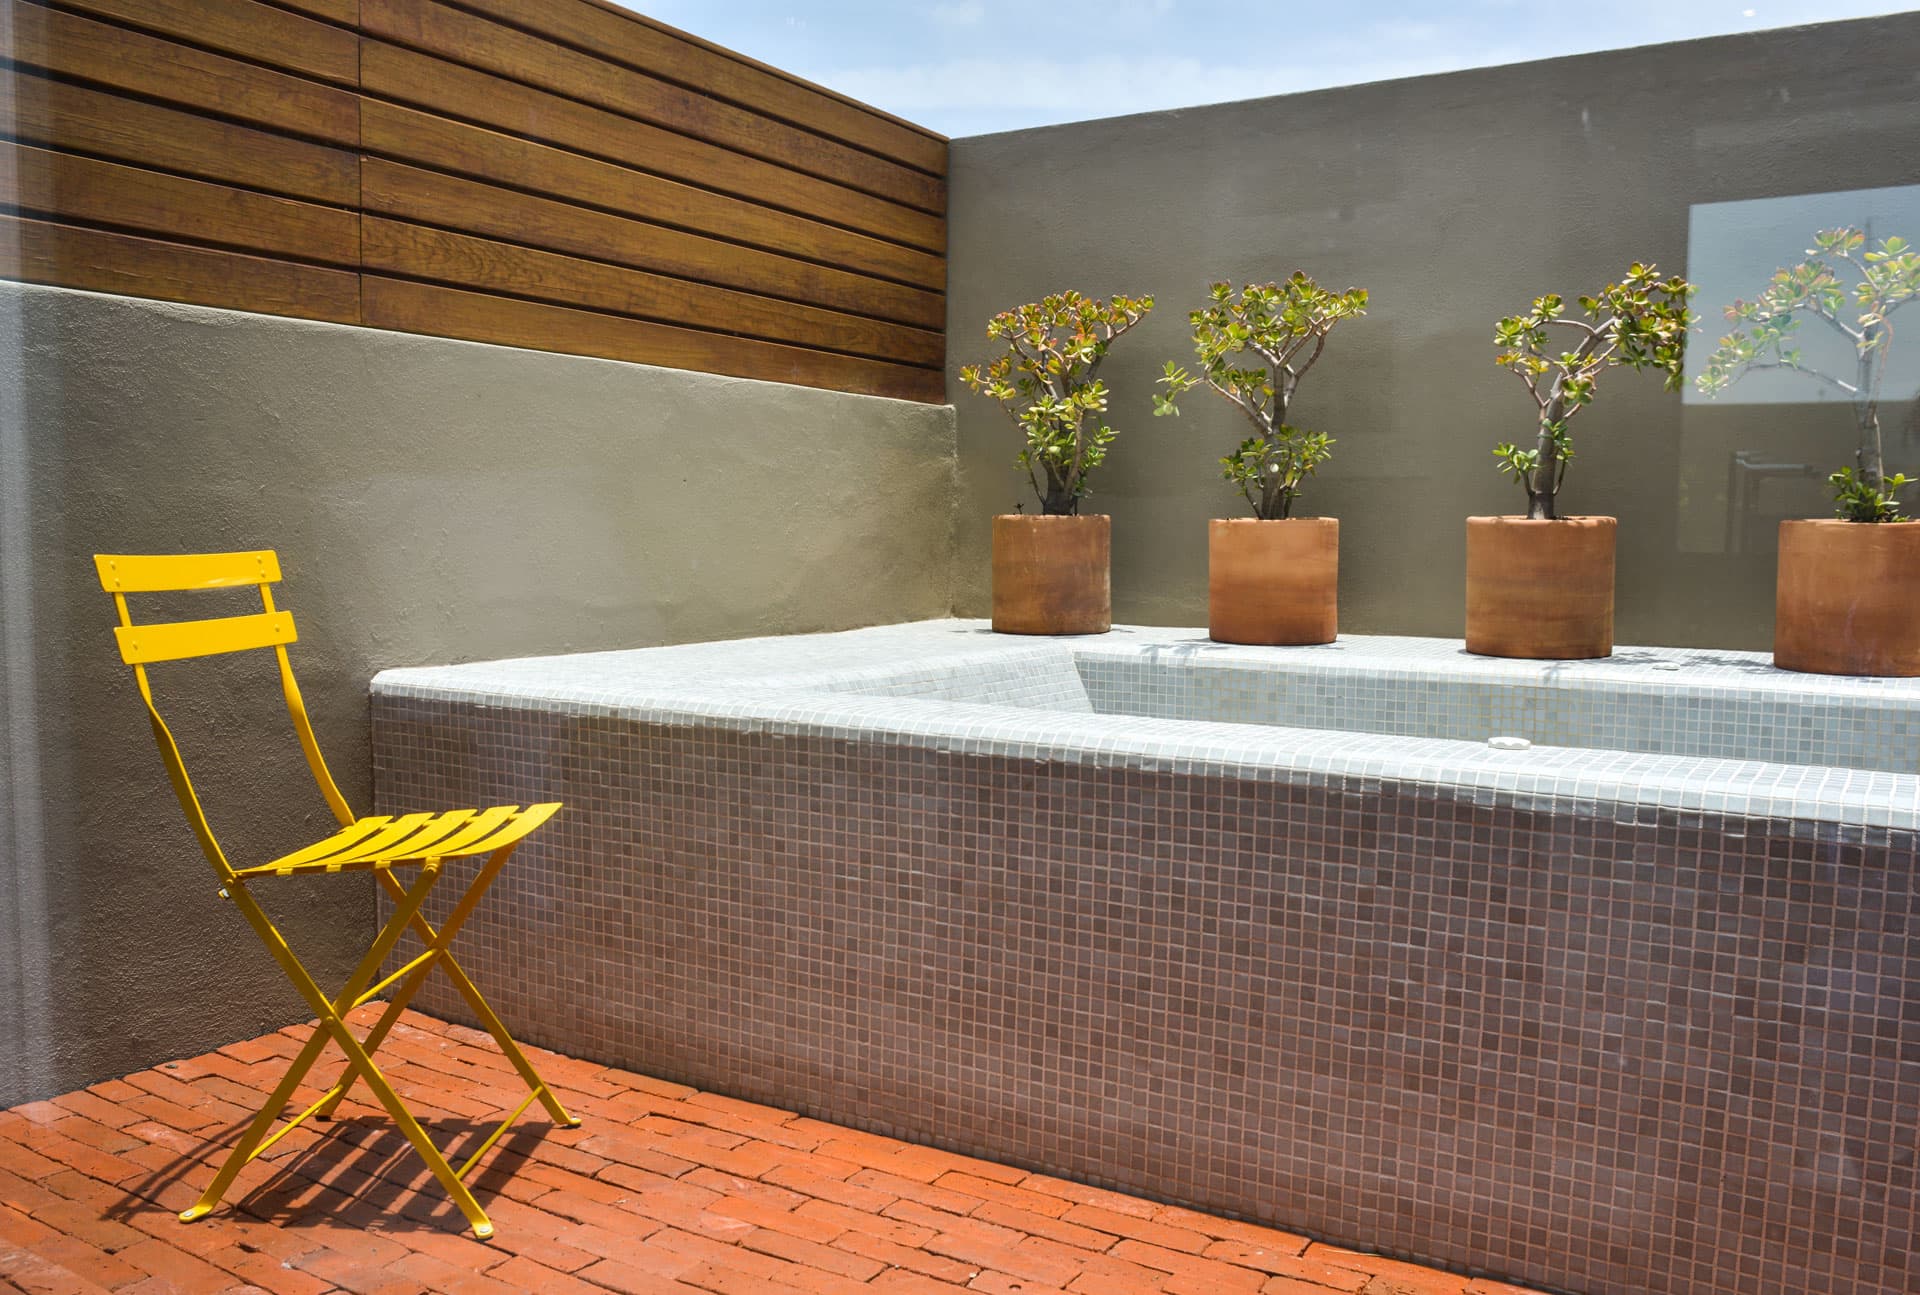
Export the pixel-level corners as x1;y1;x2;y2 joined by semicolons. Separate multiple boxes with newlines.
105;1103;560;1236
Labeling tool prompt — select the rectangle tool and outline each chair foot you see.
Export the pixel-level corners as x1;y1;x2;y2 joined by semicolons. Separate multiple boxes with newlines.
561;1116;582;1129
472;1220;495;1240
178;1204;214;1224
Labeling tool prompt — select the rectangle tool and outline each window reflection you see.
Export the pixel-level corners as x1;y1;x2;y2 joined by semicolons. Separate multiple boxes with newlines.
1680;185;1920;552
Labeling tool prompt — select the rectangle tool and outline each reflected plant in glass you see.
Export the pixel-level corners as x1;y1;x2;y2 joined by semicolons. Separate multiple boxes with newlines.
1152;274;1369;519
959;290;1155;516
1695;227;1919;522
1492;264;1695;519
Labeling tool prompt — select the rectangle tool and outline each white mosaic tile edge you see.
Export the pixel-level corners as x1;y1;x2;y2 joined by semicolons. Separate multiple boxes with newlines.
372;621;1920;832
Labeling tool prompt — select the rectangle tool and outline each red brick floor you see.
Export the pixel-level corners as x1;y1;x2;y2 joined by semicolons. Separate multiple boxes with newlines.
1;1007;1546;1295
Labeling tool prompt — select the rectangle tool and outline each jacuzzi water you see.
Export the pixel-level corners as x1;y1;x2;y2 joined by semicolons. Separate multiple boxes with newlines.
772;625;1916;774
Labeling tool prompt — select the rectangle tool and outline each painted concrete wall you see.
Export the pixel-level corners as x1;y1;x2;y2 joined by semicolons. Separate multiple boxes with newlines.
946;14;1920;646
0;282;955;1107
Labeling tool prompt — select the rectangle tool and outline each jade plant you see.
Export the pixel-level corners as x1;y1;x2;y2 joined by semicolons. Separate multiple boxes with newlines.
1152;275;1369;519
1493;264;1695;519
959;290;1155;515
1695;227;1919;522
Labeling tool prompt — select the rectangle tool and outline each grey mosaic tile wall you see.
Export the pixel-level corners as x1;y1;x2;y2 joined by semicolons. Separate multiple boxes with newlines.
373;671;1920;1295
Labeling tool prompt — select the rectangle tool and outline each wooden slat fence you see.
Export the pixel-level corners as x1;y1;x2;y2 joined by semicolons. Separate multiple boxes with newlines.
0;0;948;401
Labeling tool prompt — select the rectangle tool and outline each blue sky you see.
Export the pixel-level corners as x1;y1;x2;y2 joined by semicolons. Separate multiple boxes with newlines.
631;2;1912;137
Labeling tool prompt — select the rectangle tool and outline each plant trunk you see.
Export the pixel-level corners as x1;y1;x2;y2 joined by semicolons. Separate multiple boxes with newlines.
1527;412;1561;520
1857;410;1886;494
1255;400;1292;521
1256;474;1293;521
1036;453;1078;515
1857;333;1886;493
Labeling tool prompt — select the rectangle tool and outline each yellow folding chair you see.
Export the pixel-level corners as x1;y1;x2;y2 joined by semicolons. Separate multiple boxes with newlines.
94;549;576;1239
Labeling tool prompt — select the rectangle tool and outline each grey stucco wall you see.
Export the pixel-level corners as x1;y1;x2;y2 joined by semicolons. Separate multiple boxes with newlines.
0;281;955;1107
946;14;1920;646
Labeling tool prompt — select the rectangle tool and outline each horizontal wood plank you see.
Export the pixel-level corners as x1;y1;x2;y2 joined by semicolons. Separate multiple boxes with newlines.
273;0;359;24
361;276;944;402
3;0;947;401
5;144;360;265
0;71;359;206
4;4;358;146
0;215;361;323
359;40;942;253
457;0;946;174
359;0;943;213
360;101;944;291
54;0;359;85
359;216;940;366
360;159;942;329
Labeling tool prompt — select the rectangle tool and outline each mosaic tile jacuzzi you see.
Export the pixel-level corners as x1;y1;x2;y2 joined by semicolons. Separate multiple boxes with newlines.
371;621;1920;1295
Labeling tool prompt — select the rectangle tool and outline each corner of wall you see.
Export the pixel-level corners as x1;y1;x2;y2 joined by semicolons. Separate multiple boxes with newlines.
943;397;964;618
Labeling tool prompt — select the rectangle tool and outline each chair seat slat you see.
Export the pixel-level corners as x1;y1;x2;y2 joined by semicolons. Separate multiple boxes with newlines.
459;802;563;856
395;805;520;861
115;611;296;665
252;815;397;873
95;551;281;593
310;812;440;870
377;809;482;861
239;804;563;878
244;813;435;877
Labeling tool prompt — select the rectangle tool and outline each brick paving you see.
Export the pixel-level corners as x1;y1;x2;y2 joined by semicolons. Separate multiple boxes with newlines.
0;1007;1547;1295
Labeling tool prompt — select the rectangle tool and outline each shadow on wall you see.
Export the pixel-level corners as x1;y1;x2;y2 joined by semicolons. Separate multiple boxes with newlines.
1;207;55;1106
0;281;956;1107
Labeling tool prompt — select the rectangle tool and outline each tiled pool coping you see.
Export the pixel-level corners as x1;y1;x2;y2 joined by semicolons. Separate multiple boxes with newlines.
374;620;1920;829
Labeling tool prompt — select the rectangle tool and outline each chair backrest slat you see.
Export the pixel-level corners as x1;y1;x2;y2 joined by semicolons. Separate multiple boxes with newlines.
96;548;358;866
95;550;281;593
114;611;297;665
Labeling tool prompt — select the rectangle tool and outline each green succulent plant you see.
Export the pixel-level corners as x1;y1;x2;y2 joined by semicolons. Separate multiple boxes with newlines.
1153;275;1368;520
1493;264;1695;520
960;291;1155;516
1695;227;1919;522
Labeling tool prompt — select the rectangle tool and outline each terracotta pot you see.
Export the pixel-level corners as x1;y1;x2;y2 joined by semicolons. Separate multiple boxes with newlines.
1208;518;1338;646
1464;515;1616;659
991;514;1111;635
1775;519;1920;676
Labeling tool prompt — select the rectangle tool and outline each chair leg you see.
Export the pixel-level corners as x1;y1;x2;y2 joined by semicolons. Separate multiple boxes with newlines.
176;1017;336;1224
308;946;439;1121
318;844;577;1129
315;995;498;1238
182;862;500;1239
432;948;580;1129
180;864;439;1223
